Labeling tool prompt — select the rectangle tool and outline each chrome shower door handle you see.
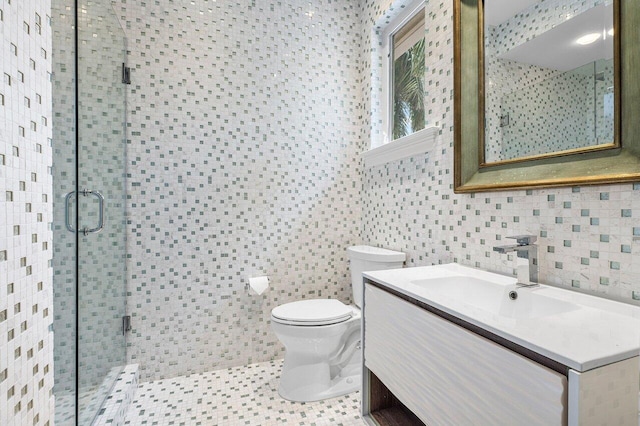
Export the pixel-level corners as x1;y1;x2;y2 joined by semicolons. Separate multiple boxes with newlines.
64;189;105;235
81;189;105;236
64;191;76;232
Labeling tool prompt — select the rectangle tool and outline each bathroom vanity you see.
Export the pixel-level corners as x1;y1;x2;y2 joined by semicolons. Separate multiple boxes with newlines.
361;264;640;426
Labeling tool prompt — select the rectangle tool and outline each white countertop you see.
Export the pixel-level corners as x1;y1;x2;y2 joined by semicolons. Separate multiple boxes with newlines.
363;263;640;372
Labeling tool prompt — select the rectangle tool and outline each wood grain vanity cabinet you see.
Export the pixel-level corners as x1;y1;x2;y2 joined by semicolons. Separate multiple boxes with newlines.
361;282;640;426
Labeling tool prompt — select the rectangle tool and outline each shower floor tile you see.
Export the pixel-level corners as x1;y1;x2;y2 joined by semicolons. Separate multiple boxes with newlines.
124;359;365;426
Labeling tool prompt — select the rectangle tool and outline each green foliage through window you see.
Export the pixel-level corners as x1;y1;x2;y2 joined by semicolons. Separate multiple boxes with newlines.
393;38;426;140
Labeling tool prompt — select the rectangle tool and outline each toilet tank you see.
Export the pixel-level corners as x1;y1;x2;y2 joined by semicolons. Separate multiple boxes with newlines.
347;245;405;307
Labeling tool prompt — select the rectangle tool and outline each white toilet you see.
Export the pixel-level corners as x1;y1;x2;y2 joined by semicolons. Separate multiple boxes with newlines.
271;245;406;402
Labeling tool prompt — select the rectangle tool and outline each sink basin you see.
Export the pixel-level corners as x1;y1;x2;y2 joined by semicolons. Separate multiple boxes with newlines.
410;276;580;319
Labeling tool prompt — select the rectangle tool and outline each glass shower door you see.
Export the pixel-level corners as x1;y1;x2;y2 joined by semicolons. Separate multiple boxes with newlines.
76;1;128;424
52;0;127;424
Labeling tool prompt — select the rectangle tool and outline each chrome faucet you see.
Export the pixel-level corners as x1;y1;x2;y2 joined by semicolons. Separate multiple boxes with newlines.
493;235;539;287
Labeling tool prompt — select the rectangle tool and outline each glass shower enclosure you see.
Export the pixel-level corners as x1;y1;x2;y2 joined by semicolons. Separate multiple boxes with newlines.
52;0;128;424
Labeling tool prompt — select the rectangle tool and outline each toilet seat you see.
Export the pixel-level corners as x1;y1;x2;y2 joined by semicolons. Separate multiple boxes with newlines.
271;299;353;326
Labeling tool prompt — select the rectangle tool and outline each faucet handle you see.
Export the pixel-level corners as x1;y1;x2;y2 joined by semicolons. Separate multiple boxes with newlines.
507;235;537;245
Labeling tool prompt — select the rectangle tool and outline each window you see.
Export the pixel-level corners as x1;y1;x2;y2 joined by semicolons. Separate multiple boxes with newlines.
366;0;436;166
390;10;426;140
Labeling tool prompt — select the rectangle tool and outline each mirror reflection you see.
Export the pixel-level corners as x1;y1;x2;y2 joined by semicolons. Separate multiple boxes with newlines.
483;0;615;164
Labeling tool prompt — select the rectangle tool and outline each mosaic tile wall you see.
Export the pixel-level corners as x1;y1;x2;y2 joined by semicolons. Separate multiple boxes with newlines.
112;0;365;382
593;61;615;143
499;62;614;160
361;0;640;303
487;60;606;161
74;0;128;402
50;0;76;400
484;0;615;162
0;0;55;424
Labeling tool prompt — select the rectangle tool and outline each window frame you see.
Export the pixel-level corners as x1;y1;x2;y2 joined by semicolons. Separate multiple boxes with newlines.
381;1;427;145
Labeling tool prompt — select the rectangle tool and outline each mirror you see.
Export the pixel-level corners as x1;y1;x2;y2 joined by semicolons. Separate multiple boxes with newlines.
454;0;640;192
484;1;616;164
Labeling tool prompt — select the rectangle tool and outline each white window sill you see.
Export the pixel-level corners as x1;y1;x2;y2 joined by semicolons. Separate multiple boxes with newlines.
363;126;438;167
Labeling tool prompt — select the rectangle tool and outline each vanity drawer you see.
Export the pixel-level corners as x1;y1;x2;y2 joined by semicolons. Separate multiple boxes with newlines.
363;284;567;426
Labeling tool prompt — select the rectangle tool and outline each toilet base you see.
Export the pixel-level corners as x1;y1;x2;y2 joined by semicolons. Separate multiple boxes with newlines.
278;348;361;403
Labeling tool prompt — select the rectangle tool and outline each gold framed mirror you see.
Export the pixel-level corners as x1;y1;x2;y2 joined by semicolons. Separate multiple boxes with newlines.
454;0;640;193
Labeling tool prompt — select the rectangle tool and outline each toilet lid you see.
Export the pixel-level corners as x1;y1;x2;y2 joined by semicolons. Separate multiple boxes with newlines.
271;299;353;326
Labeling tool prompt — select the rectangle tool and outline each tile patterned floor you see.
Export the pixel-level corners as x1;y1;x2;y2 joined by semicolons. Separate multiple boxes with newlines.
124;360;365;426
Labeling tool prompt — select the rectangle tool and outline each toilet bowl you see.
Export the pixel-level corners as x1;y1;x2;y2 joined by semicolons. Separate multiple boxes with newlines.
271;245;405;402
271;300;361;402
